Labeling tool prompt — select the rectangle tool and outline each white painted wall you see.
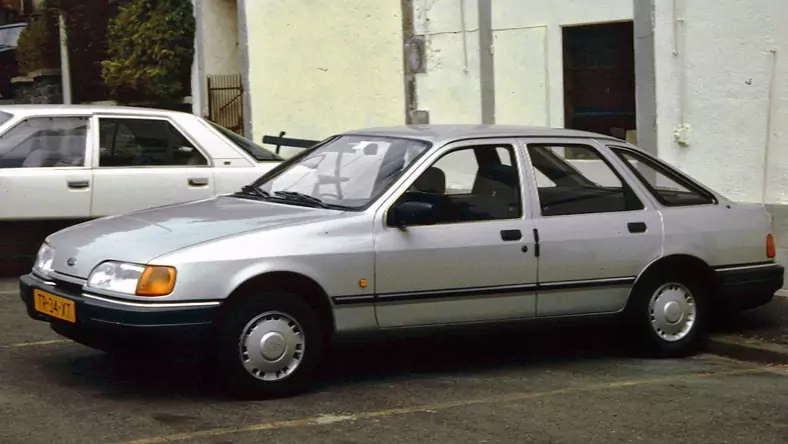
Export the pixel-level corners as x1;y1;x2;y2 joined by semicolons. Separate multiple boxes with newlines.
652;0;788;206
413;0;633;126
243;0;405;156
202;0;241;76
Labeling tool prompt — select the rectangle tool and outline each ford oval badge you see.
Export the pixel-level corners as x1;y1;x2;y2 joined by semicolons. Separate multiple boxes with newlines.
66;257;77;266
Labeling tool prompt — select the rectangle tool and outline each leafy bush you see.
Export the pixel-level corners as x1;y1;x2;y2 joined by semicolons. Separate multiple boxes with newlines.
14;3;61;75
101;0;195;103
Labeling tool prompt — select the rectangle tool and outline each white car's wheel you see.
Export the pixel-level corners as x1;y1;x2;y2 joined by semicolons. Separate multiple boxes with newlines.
626;269;707;357
213;291;324;399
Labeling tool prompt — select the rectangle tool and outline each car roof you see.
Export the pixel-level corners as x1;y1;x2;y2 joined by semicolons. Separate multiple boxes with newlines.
0;104;196;118
340;124;625;145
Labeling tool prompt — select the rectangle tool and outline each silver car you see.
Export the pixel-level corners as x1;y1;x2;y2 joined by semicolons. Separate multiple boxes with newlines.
18;125;785;398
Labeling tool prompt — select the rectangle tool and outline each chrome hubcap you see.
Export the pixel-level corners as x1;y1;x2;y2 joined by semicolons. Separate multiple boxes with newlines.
649;282;697;342
239;311;305;381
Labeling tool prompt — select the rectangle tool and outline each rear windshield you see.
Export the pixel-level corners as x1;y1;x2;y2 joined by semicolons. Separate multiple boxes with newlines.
207;121;282;161
0;111;12;127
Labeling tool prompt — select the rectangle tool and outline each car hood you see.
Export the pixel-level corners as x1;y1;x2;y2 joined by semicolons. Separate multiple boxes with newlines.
46;196;344;278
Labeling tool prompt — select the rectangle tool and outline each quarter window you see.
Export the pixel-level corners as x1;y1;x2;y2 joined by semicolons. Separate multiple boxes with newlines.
0;116;88;168
396;144;522;225
611;147;716;206
98;118;208;167
527;143;643;216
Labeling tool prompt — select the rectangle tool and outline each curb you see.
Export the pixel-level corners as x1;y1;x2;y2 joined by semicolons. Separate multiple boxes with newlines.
777;289;788;298
706;334;788;365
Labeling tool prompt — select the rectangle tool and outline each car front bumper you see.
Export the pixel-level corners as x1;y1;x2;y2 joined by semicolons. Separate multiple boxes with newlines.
19;273;221;352
715;263;785;312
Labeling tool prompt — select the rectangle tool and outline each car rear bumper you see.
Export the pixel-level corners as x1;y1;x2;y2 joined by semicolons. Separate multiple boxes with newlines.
714;263;785;312
19;273;220;351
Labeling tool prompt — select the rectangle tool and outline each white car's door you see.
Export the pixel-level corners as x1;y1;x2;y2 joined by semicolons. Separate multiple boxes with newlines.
522;138;663;317
373;139;538;328
0;115;93;220
89;115;216;218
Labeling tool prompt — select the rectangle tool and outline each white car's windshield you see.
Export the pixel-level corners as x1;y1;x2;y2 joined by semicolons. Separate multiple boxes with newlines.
247;135;431;209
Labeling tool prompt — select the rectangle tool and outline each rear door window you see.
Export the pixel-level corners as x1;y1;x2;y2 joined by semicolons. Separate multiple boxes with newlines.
0;116;89;168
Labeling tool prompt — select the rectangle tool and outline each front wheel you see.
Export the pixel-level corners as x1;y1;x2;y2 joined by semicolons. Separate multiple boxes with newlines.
212;291;324;399
625;270;707;358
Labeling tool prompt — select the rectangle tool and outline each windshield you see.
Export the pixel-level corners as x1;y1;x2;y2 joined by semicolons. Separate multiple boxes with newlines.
207;120;282;161
0;25;24;50
249;135;431;209
0;111;11;127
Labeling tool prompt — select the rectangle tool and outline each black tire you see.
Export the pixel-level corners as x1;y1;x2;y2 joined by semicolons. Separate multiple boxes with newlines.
624;268;708;358
212;291;324;399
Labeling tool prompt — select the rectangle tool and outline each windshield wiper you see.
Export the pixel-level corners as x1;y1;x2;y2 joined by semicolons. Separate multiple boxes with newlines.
234;184;271;200
273;191;330;208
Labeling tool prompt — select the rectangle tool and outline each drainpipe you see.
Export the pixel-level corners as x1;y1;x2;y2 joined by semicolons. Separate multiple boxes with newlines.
761;48;778;204
58;11;71;104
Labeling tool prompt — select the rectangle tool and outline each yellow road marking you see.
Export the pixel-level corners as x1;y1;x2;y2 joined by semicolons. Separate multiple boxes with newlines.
0;339;72;349
117;367;766;444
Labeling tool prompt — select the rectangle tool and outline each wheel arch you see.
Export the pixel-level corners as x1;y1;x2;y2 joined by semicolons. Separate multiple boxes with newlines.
216;271;336;340
628;254;717;304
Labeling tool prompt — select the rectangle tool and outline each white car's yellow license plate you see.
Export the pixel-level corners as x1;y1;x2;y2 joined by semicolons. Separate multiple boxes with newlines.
33;289;76;323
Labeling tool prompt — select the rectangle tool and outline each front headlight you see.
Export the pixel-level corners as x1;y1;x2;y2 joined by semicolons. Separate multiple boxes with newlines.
87;261;177;297
33;243;55;275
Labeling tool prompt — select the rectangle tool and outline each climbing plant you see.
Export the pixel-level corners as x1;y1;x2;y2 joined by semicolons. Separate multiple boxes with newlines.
101;0;195;103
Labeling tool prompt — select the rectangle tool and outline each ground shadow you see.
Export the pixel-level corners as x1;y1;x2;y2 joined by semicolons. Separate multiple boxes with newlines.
30;320;631;401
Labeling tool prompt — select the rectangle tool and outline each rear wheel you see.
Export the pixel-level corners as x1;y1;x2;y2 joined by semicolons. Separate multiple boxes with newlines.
626;269;707;358
212;291;324;399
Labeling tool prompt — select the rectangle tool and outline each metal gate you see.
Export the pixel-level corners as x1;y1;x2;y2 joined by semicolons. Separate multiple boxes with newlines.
207;73;244;136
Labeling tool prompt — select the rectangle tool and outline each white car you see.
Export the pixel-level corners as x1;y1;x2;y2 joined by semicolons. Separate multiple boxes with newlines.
0;105;284;220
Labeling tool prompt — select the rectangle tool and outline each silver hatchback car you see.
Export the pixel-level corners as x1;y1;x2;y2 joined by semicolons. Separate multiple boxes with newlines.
19;125;784;398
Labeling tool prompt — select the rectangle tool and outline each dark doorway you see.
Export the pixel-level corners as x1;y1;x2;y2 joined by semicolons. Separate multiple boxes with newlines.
562;21;636;141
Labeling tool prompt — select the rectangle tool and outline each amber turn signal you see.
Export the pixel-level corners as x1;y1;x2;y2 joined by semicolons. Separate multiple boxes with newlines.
767;234;776;259
135;266;177;296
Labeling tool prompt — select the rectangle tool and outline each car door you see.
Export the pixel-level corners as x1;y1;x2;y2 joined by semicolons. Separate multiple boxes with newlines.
373;139;538;328
521;137;663;317
0;115;93;220
89;115;216;218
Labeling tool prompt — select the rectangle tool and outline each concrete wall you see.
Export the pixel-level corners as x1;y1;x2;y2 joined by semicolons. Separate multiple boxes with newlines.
202;0;241;76
652;0;787;206
413;0;633;126
243;0;405;155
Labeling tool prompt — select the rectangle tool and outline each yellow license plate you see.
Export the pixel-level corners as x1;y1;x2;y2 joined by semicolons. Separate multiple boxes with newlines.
33;289;76;323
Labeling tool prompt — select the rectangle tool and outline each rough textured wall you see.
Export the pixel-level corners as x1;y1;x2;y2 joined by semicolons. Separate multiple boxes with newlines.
653;0;788;205
413;0;632;126
244;0;405;152
203;0;241;76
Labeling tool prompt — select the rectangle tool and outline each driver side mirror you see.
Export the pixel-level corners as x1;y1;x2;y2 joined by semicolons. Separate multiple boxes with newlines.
387;200;436;227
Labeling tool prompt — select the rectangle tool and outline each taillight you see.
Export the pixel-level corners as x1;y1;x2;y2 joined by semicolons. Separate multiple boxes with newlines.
767;234;776;258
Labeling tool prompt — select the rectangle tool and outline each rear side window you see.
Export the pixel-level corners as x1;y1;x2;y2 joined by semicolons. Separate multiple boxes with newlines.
0;111;12;126
611;147;716;207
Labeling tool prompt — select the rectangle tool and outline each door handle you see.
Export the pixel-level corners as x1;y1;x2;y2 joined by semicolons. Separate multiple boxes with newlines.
628;222;647;233
188;177;209;187
500;229;522;242
67;180;90;189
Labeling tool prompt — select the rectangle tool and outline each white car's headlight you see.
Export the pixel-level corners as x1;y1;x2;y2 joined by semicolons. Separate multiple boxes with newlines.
33;243;55;275
87;261;177;297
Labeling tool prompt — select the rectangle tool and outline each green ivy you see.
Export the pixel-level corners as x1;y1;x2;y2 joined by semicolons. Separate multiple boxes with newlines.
101;0;195;103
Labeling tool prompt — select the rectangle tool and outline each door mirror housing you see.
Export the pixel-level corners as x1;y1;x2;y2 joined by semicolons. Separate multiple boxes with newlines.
388;200;436;227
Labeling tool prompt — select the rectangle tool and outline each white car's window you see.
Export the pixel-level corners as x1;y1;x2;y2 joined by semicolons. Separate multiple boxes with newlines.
251;135;431;209
97;118;208;167
0;111;11;126
527;143;643;216
206;120;282;161
395;144;523;225
611;147;716;206
0;116;88;168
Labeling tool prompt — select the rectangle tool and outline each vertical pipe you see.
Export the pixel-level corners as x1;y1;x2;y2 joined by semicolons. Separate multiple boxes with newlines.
58;12;72;104
478;0;495;124
761;48;778;204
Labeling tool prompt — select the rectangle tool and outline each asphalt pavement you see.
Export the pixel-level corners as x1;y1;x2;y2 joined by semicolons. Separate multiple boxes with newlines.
1;278;788;444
